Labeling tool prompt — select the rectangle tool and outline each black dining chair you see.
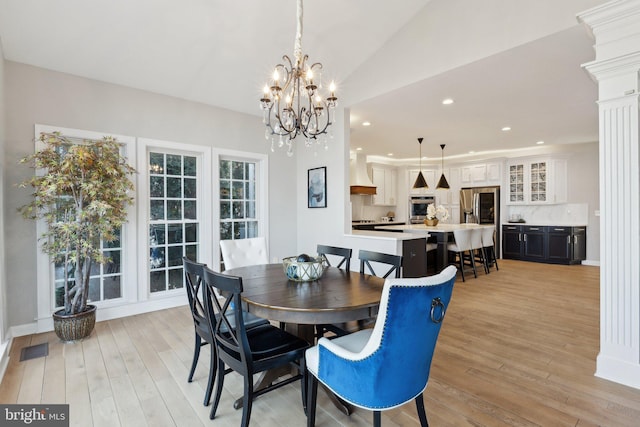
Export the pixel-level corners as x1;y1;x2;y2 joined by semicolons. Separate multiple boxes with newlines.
183;257;216;406
183;257;268;407
315;245;353;338
359;249;403;279
316;244;352;271
355;249;403;331
202;266;310;426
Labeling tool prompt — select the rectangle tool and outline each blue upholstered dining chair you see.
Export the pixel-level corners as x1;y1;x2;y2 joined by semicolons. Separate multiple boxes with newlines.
305;265;457;427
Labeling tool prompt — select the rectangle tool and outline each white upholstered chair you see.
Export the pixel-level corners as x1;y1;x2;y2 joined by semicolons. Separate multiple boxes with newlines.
220;237;269;270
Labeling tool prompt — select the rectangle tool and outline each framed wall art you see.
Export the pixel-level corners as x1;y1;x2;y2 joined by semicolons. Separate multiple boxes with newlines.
307;166;327;208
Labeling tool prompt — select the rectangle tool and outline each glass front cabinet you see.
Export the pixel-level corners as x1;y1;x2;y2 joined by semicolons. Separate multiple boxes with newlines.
506;158;566;205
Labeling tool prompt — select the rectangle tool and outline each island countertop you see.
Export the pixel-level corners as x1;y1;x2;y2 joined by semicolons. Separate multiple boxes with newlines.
349;229;430;240
375;223;494;233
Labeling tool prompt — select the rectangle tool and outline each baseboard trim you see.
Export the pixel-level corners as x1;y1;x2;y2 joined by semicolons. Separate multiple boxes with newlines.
0;335;13;384
582;259;600;266
10;296;187;337
596;353;640;390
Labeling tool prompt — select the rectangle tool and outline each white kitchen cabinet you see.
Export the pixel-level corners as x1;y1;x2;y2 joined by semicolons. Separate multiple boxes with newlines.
433;167;460;223
434;167;460;206
460;162;501;187
371;165;397;206
448;167;461;205
506;158;567;205
487;163;502;183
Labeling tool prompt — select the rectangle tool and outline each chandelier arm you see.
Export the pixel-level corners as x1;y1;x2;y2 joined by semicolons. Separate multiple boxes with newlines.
280;56;294;83
273;97;295;137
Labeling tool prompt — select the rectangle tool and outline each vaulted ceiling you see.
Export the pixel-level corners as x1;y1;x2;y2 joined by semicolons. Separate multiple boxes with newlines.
0;0;600;160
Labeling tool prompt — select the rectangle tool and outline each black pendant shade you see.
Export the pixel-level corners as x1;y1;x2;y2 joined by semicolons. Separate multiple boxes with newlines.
413;137;429;189
436;173;450;189
436;143;450;189
413;171;428;189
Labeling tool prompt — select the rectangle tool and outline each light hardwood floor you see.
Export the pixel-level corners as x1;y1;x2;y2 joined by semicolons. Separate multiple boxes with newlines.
2;260;640;426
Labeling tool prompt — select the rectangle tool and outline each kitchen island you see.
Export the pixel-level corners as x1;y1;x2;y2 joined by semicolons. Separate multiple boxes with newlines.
376;223;495;272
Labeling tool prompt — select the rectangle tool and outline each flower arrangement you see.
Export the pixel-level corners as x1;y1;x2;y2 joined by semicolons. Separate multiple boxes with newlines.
426;203;449;221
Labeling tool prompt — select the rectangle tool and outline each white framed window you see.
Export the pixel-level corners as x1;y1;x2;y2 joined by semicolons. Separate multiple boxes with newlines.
138;138;212;298
34;125;137;328
213;149;268;271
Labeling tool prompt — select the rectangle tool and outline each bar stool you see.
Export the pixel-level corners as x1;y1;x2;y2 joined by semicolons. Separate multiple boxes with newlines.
447;228;476;281
482;226;499;272
471;228;488;274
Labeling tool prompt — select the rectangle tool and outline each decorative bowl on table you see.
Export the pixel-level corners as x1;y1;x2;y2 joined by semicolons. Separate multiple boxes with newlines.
424;218;439;226
282;254;328;281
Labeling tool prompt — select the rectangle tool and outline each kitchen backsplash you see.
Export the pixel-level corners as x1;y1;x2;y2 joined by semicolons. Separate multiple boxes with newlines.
350;196;398;221
506;203;589;225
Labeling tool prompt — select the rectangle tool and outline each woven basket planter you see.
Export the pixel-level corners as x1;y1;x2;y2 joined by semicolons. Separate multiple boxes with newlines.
52;304;97;342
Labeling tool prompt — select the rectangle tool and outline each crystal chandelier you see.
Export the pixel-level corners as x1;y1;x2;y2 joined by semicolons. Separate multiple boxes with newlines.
259;0;338;156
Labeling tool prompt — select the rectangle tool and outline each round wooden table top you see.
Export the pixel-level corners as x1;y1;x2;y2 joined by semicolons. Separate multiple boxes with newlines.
223;263;386;325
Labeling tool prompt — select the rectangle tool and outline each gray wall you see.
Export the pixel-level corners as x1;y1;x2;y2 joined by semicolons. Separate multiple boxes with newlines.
3;61;297;328
1;45;7;339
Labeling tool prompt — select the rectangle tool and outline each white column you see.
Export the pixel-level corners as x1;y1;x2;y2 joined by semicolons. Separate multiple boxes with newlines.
579;0;640;389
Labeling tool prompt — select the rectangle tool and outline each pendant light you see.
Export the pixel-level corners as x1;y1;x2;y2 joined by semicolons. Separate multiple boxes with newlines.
412;138;429;189
436;144;450;189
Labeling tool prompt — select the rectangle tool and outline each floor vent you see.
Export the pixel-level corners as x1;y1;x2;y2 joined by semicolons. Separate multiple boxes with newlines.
20;343;49;362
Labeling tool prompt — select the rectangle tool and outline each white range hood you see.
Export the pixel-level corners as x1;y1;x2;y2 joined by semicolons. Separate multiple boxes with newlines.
350;153;376;195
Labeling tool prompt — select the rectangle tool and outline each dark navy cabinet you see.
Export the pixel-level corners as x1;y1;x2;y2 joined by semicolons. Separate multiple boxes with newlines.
502;225;586;264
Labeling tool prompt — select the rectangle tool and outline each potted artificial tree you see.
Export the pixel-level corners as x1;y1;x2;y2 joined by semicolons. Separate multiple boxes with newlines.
19;132;136;342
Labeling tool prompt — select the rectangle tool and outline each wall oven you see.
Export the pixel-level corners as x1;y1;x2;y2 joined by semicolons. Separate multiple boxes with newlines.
409;196;435;223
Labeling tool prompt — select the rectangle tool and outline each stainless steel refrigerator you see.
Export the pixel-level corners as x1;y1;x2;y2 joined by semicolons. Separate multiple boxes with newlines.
460;186;500;256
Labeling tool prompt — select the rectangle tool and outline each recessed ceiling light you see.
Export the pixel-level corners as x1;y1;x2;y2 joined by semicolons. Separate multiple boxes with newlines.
468;150;475;154
502;126;511;131
387;153;394;156
442;98;454;105
536;140;545;145
356;147;363;151
362;121;371;126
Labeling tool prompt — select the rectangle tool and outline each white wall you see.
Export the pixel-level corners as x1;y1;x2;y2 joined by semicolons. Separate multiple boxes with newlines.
3;61;298;329
0;38;9;375
295;109;350;256
345;0;608;104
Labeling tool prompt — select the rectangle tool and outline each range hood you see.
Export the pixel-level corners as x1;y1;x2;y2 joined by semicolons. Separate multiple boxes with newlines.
350;153;377;195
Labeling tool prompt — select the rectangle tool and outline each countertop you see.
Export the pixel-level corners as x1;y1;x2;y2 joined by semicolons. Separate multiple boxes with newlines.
502;222;588;227
352;220;406;226
375;223;494;233
349;229;431;240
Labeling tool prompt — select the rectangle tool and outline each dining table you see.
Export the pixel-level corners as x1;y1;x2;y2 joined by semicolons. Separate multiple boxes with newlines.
222;262;387;414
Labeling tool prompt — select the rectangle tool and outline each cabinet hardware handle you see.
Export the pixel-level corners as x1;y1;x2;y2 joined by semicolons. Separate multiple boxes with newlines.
567;236;570;245
530;227;539;230
574;235;578;244
524;234;527;242
518;233;521;242
555;228;565;231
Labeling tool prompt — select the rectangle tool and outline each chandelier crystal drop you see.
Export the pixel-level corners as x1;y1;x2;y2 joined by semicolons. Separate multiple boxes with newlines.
259;0;337;154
